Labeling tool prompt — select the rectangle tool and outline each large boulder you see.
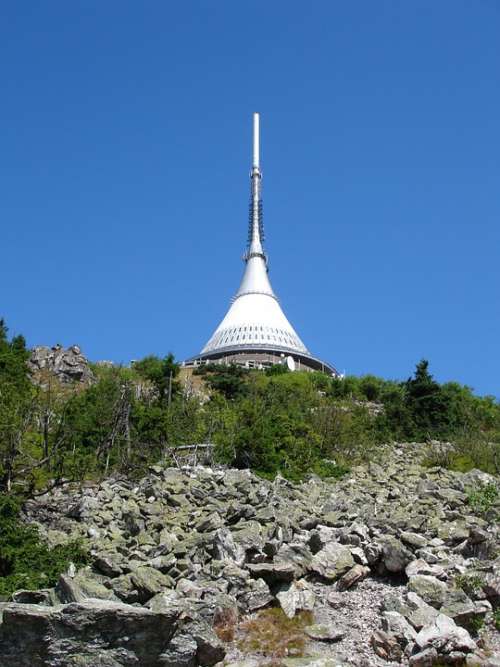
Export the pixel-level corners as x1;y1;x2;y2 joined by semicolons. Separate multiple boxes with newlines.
0;600;178;666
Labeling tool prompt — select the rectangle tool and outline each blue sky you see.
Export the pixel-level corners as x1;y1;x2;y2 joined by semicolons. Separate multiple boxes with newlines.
1;2;499;396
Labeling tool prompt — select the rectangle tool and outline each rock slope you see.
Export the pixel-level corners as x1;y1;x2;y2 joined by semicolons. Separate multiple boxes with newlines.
1;443;499;666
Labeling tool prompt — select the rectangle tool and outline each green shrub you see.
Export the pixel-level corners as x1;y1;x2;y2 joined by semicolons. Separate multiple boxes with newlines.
467;615;484;635
466;483;499;517
454;573;485;597
0;494;88;596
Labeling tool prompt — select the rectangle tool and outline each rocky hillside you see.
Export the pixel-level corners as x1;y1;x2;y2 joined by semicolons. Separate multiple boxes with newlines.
0;443;499;666
28;344;95;386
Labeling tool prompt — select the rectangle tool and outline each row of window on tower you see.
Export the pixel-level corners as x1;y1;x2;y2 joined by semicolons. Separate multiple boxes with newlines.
209;326;298;349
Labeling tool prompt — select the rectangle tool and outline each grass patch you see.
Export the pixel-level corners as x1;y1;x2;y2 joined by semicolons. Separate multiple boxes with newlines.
238;608;314;660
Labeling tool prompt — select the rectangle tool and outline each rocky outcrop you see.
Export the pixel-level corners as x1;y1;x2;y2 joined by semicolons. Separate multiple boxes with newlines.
28;344;95;386
2;443;499;666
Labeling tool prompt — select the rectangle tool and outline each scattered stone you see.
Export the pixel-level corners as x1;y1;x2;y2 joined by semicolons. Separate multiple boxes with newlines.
414;613;476;654
405;593;440;630
378;535;413;573
10;589;54;606
381;610;417;647
304;623;344;642
246;561;296;584
409;646;439;666
405;559;447;580
4;442;499;666
371;629;403;661
408;574;448;608
308;542;355;581
276;579;315;619
130;566;173;603
401;532;428;548
336;564;370;591
440;588;477;625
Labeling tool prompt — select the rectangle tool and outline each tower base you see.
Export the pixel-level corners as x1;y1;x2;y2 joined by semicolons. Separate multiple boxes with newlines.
183;345;338;376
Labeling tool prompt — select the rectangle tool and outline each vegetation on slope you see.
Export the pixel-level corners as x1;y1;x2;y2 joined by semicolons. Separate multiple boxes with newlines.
0;316;499;594
0;317;498;496
0;494;87;595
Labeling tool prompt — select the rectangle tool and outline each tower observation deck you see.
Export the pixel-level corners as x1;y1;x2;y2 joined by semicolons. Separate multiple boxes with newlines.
185;113;337;376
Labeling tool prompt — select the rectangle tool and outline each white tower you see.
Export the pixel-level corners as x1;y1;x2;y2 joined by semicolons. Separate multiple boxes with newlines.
188;114;336;375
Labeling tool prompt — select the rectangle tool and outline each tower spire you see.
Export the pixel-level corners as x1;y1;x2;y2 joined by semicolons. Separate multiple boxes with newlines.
247;112;265;261
253;112;260;168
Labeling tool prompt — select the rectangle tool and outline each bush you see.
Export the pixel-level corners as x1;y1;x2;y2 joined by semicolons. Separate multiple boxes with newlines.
466;483;499;517
454;573;485;598
0;494;88;596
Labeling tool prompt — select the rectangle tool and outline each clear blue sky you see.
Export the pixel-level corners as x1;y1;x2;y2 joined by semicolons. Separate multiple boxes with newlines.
1;2;499;396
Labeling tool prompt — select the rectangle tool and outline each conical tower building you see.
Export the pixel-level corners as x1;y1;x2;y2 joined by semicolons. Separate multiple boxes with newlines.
187;114;337;375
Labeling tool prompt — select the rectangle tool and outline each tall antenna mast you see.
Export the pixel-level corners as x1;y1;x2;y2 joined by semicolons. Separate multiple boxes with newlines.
247;112;265;261
253;112;260;168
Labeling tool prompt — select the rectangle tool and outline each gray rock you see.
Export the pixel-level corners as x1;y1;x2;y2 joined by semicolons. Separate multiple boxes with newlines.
276;579;315;619
350;546;368;565
365;541;382;565
381;611;417;647
371;629;403;661
184;619;225;666
246;561;296;584
440;588;477;625
196;511;223;533
405;593;440;630
409;647;439;666
401;532;428;548
55;574;85;603
483;572;500;601
304;623;344;642
308;542;355;581
28;344;95;386
159;633;197;666
212;528;245;566
94;553;124;577
378;535;413;573
408;574;448;608
109;573;139;603
130;566;173;603
236;578;272;612
275;542;313;577
281;659;345;667
415;613;476;654
11;589;54;605
336;564;370;591
0;599;177;666
405;559;447;580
